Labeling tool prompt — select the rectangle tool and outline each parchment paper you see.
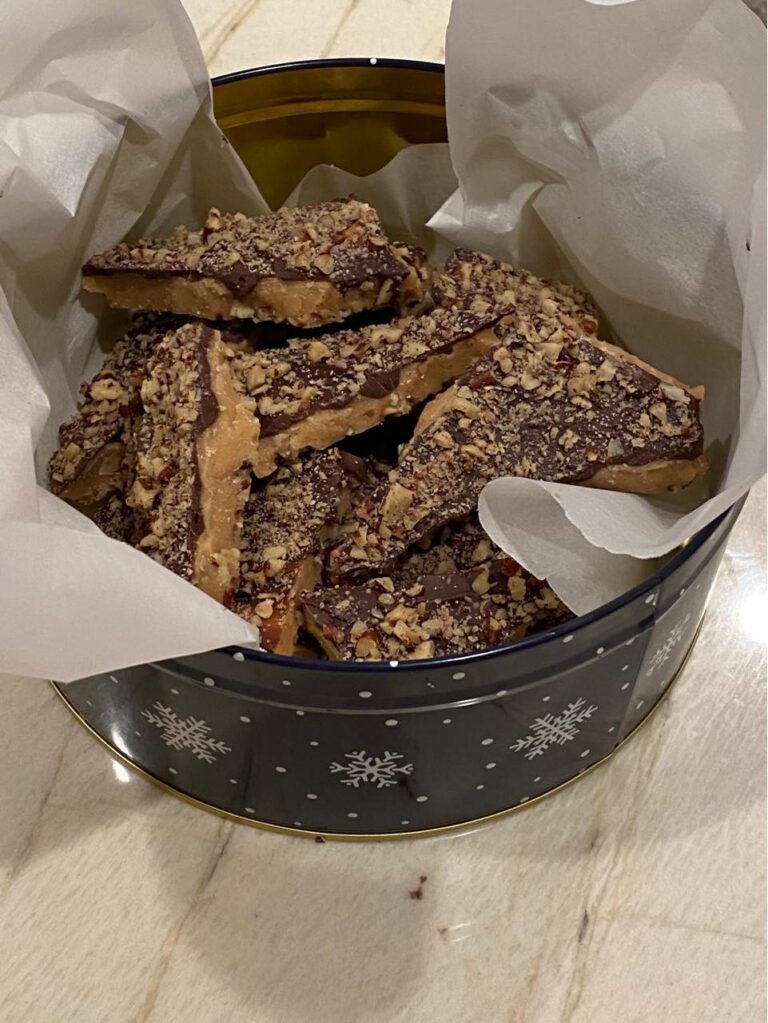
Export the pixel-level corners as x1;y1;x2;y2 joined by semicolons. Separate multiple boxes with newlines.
432;0;766;611
0;0;764;681
286;143;457;259
0;0;269;679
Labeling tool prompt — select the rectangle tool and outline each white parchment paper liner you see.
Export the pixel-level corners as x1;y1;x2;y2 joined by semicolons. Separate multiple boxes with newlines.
0;0;269;679
431;0;766;612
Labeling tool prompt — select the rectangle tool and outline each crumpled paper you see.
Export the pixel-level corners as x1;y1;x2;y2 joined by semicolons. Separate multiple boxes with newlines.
0;0;269;679
0;0;764;681
431;0;766;611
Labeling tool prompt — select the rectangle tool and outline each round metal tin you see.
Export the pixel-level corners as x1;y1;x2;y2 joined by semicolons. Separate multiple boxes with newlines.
57;59;741;838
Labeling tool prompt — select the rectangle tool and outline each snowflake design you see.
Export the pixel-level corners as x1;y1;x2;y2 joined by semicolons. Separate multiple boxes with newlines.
329;750;414;789
141;702;232;763
510;698;598;760
645;614;692;676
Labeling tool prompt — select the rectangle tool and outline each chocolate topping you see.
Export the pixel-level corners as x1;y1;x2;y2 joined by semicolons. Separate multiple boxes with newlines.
83;198;408;294
359;368;402;399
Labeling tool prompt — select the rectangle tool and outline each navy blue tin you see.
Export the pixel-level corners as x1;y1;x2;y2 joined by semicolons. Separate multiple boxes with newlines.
54;60;740;838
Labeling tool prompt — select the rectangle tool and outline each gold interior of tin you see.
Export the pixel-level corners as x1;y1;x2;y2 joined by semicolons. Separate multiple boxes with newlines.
213;62;446;208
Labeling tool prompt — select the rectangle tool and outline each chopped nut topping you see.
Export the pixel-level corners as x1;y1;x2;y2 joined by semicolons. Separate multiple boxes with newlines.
254;599;275;619
308;340;331;362
471;566;491;594
381;483;415;523
434;248;599;338
412;640;435;659
263;544;288;560
355;635;380;659
303;556;571;661
230;449;368;653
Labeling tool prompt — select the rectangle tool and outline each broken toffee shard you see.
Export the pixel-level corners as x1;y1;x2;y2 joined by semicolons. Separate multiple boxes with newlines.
329;329;707;579
434;248;600;338
82;198;427;328
127;321;261;603
47;315;183;502
390;516;504;582
230;449;370;654
303;557;570;661
234;305;509;477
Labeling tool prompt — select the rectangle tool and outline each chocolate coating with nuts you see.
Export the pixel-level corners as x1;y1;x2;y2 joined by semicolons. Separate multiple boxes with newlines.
303;558;570;661
329;326;705;579
82;198;417;326
434;248;599;339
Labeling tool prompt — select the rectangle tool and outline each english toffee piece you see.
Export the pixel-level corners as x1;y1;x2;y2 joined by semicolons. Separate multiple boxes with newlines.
128;322;261;603
82;198;427;328
329;327;706;580
391;516;503;582
48;315;183;502
49;201;708;659
233;305;507;476
230;449;368;654
434;248;599;338
304;558;571;661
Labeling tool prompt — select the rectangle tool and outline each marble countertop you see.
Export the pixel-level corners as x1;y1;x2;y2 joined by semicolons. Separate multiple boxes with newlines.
1;4;765;1021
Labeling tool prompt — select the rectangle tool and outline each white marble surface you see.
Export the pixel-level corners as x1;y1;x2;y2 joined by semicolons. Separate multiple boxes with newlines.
0;5;765;1021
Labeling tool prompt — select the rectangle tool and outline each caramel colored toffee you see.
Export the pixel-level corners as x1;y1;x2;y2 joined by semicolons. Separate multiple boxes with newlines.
234;306;507;476
303;557;570;662
47;315;183;502
231;449;368;654
82;199;426;328
128;322;260;602
434;248;599;338
329;329;706;579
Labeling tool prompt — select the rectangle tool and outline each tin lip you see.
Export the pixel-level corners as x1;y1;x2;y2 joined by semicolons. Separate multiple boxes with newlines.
211;57;446;89
208;57;732;675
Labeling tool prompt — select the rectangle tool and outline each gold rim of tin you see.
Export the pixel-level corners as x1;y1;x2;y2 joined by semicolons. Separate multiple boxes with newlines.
50;620;701;842
211;60;447;208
